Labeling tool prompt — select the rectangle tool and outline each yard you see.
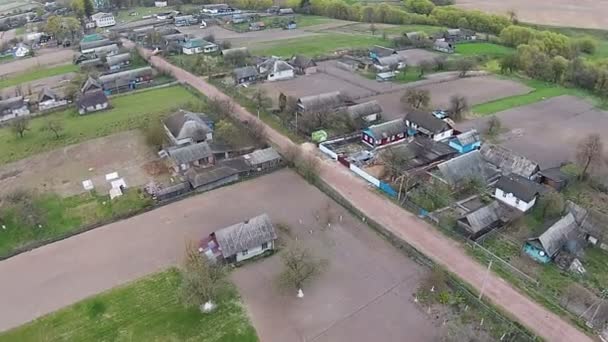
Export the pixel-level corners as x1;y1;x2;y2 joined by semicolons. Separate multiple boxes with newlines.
0;270;258;342
0;85;198;164
250;33;388;57
0;64;79;89
456;42;514;58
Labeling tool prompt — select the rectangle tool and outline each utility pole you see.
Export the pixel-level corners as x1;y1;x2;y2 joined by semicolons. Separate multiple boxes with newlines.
478;260;493;300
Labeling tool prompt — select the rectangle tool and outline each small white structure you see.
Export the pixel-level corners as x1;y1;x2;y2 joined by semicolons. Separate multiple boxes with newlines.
13;44;30;58
155;1;168;7
82;179;94;191
91;12;116;28
257;58;294;82
494;175;540;212
182;38;218;55
111;178;127;189
109;187;123;199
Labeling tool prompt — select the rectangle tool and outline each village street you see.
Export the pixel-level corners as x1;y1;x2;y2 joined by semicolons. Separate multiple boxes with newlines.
134;42;592;342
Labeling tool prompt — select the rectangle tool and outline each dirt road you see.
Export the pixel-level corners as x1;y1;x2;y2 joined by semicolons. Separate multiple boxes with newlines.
136;42;592;342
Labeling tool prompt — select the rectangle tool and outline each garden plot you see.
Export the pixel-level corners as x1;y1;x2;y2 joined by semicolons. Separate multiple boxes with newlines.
396;49;441;66
0;48;74;77
456;95;608;169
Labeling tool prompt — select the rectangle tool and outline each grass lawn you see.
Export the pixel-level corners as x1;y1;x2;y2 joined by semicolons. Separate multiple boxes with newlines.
296;15;343;28
0;64;78;89
0;86;198;164
471;78;597;115
456;42;514;58
0;270;258;342
375;24;446;36
0;189;153;257
251;33;388;57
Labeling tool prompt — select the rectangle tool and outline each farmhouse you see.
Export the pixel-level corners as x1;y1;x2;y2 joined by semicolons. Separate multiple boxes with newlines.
494;174;542;212
243;147;282;172
290;55;317;75
0;96;29;122
369;45;397;59
373;55;406;71
346;100;382;123
233;66;258;85
443;28;476;42
105;52;131;71
405;110;453;141
362;118;408;148
182;38;218;54
524;213;579;263
257;58;294;81
457;201;513;240
38;88;67;111
297;91;345;113
480;144;540;179
166;142;214;172
567;201;608;250
437;150;499;187
77;90;109;115
199;213;277;263
98;67;154;94
449;129;481;154
91;12;116;28
163;110;214;145
202;3;235;14
433;40;455;54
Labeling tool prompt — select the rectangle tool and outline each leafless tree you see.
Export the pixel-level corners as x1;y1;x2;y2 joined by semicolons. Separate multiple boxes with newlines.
278;241;327;290
576;133;603;180
401;88;431;109
295;150;320;183
486;116;502;137
381;146;411;179
14;84;22;97
537;191;564;220
433;55;448;71
370;23;377;36
448;95;469;121
144;120;165;150
11;117;30;138
44;120;64;139
179;242;227;310
457;58;476;77
418;60;432;78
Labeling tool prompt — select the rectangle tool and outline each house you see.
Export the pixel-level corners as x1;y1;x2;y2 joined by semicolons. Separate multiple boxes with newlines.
249;21;265;31
346;100;382;123
433;40;455;54
166;142;214;172
383;136;458;173
37;88;67;111
297;91;345;113
186;165;240;190
98;67;154;94
437;150;499;187
243;147;282;171
373;55;406;71
257;58;294;81
77;90;109;115
457;201;512;240
233;65;258;85
567;201;608;250
154;0;168;7
362;118;408;148
480;144;540;179
0;96;29;122
91;12;115;28
202;4;234;14
524;213;579;263
182;38;218;54
494;174;542;212
289;55;317;75
448;129;480;154
376;71;396;82
81;76;102;93
199;213;277;263
105;52;131;71
539;167;571;191
163;110;213;146
80;39;113;53
405;110;453;141
369;45;397;59
443;28;476;42
13;43;30;58
278;8;294;15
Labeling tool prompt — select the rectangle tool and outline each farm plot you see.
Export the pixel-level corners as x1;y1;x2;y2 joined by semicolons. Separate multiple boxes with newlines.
0;72;75;97
0;48;75;78
0;64;78;89
396;48;441;66
456;95;608;169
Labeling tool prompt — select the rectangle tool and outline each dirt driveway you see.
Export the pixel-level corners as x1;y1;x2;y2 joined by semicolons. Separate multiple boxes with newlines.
456;95;608;169
0;131;164;197
0;170;438;342
0;48;75;78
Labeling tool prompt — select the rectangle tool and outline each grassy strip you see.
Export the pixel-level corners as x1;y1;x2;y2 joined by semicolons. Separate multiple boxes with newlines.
251;33;388;57
0;85;198;164
0;64;79;89
0;269;258;342
456;42;514;58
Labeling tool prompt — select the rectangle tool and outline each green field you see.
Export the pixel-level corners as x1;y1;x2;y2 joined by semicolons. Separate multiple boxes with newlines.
456;42;514;57
0;190;152;257
251;33;388;57
0;270;258;342
0;86;198;164
115;5;200;23
0;64;79;89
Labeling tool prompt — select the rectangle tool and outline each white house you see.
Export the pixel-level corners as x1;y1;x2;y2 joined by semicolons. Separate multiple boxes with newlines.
77;90;109;115
91;12;116;28
154;1;167;7
182;38;218;55
13;43;30;58
494;175;541;212
405;110;453;141
257;58;294;82
0;96;30;122
163;110;213;146
199;213;277;263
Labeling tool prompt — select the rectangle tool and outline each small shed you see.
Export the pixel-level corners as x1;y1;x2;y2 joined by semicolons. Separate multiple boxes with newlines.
524;213;579;263
243;147;282;171
233;65;258;85
369;45;396;59
346;100;382;123
297;91;344;113
433;40;455;54
361;118;408;148
539;167;570;191
448;129;480;154
185;165;239;190
457;201;511;240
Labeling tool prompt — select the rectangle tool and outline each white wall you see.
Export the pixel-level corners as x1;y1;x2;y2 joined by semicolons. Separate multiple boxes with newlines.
351;164;380;187
267;69;294;82
433;129;453;142
235;240;274;262
494;188;536;212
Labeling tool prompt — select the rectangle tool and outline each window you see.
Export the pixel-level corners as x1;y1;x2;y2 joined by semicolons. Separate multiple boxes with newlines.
502;191;506;198
262;242;268;249
515;198;520;204
242;249;248;255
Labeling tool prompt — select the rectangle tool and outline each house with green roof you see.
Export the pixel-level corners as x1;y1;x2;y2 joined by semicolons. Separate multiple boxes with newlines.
182;38;218;55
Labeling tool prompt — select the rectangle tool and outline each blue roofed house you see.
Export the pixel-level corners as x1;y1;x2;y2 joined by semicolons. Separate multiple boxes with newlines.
449;129;481;154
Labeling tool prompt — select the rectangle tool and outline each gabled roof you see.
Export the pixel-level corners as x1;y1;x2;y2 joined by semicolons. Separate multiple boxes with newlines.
0;96;25;111
290;55;316;69
376;55;405;66
185;165;239;188
233;65;258;80
461;201;504;233
80;38;113;51
437;150;498;186
163;110;212;141
406;110;451;134
365;118;407;140
346;100;382;120
105;52;130;66
77;90;108;108
387;136;457;171
258;58;293;75
298;91;343;112
167;142;212;164
495;174;541;202
369;45;396;57
480;144;539;179
183;38;216;49
534;213;579;257
38;88;58;102
243;147;281;166
214;213;277;257
81;76;102;93
434;40;453;49
567;201;608;241
98;66;153;84
221;47;249;57
454;129;480;146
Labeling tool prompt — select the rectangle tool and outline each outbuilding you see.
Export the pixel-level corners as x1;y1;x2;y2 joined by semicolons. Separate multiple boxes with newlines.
233;66;258;85
448;129;480;153
405;110;453;141
362;118;408;148
494;174;541;212
182;38;218;54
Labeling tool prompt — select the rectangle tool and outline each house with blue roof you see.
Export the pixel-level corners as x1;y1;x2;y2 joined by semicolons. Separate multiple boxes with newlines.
449;129;481;154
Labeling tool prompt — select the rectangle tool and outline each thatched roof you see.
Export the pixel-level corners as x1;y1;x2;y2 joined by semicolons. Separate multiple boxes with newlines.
480;143;539;179
346;100;382;120
214;213;276;257
437;150;498;186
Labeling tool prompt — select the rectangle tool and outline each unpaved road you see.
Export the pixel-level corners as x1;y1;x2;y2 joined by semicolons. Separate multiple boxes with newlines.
137;42;592;342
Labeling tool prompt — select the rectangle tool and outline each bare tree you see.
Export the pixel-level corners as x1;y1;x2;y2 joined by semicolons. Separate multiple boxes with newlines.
11;117;30;138
370;23;377;36
536;190;564;220
179;242;227;311
381;146;411;179
448;95;469;122
576;133;603;180
14;84;22;97
144;120;165;150
507;9;518;24
457;58;476;77
418;60;432;78
44;120;64;139
295;150;320;183
433;55;447;71
279;242;327;290
401;88;431;109
486;116;502;137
